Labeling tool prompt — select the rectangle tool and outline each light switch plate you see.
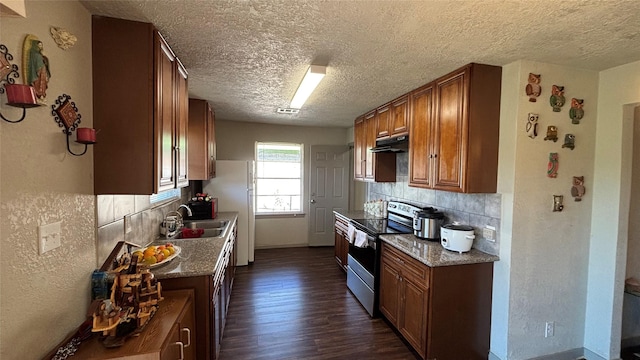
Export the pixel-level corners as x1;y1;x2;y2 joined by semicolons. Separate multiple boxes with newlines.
483;225;496;242
39;221;62;254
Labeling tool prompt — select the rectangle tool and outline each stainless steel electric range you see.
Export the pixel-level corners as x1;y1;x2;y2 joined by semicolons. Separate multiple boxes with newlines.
346;201;423;317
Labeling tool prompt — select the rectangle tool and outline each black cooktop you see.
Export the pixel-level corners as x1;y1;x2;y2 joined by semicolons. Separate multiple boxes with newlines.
350;218;413;235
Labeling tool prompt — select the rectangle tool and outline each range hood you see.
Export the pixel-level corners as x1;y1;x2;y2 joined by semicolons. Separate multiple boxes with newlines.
370;135;408;153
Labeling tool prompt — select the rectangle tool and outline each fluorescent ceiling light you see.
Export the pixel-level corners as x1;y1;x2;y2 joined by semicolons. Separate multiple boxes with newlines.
290;65;326;109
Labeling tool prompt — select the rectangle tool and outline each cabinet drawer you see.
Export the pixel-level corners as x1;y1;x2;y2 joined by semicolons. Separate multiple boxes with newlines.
382;243;430;286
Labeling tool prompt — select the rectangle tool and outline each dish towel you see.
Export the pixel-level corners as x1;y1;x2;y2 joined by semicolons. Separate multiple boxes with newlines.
354;230;368;248
347;223;356;244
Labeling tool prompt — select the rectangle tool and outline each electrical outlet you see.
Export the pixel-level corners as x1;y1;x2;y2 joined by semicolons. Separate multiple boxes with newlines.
483;225;496;242
39;221;62;254
545;321;555;338
124;214;132;234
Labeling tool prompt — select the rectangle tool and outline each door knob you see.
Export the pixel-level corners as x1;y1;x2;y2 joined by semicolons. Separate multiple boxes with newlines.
310;199;316;204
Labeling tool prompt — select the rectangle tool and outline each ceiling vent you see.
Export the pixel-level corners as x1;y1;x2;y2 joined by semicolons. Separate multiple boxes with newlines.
276;108;300;114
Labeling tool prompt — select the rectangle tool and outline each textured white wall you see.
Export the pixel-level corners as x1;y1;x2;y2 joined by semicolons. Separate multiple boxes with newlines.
495;60;598;359
586;59;640;358
0;1;94;358
215;119;348;247
629;106;640;282
622;106;640;342
491;61;520;359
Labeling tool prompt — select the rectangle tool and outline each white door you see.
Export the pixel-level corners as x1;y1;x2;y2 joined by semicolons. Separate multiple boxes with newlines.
309;145;349;246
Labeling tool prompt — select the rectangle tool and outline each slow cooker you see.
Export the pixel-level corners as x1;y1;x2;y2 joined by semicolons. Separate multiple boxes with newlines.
440;223;476;253
412;207;444;241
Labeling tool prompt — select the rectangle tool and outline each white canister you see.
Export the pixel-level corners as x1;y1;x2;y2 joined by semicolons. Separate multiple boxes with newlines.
440;223;476;253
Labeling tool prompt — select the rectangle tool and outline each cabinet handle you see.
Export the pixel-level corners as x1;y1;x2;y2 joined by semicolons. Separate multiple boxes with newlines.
395;257;404;265
174;341;184;360
181;327;191;348
433;154;437;158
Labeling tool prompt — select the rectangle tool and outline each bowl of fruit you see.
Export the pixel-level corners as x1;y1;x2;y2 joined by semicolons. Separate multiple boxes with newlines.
132;243;181;268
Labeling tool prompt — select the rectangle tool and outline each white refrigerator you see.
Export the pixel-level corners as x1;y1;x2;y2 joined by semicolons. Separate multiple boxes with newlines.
203;160;255;266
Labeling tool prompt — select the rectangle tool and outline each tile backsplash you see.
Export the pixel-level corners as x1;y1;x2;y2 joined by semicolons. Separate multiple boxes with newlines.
96;189;191;265
367;153;501;255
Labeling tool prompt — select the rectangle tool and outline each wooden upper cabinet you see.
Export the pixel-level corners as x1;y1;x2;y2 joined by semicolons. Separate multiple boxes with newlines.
156;33;176;193
354;116;366;179
389;95;409;137
409;84;434;188
353;112;395;182
409;63;501;193
176;61;189;187
376;103;390;139
92;16;188;194
364;111;377;179
188;98;217;180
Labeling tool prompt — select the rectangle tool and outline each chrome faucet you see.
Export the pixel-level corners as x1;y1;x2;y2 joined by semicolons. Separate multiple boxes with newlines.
177;204;193;217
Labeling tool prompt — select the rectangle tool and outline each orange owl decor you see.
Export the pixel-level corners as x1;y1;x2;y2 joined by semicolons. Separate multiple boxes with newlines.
547;152;559;178
525;73;541;102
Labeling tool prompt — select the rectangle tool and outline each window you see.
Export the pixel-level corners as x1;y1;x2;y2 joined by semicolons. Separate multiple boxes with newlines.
255;142;303;214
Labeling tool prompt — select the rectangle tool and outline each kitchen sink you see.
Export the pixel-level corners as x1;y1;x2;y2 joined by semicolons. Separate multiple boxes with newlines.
173;219;229;239
184;220;228;229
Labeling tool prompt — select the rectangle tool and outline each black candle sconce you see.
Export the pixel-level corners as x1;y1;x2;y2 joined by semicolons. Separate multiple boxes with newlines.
0;44;41;123
51;94;95;156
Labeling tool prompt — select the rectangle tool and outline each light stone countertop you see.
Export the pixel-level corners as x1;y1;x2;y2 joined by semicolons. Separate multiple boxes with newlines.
150;212;238;279
379;233;499;267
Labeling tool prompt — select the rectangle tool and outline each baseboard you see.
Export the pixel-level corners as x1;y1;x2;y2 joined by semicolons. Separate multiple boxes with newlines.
622;335;640;349
254;243;308;249
490;348;610;360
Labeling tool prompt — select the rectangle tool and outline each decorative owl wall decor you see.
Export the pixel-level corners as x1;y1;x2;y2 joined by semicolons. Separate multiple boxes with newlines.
571;176;585;201
544;125;558;142
569;98;584;124
526;113;539;139
553;195;564;212
548;152;559;178
550;85;565;112
562;134;575;150
525;73;542;102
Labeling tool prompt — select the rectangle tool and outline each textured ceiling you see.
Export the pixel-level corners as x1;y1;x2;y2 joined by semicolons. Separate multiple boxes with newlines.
80;0;640;128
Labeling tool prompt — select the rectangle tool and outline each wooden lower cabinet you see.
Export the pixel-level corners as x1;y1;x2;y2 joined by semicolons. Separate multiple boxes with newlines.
162;223;236;360
334;214;349;271
70;290;196;360
379;243;493;360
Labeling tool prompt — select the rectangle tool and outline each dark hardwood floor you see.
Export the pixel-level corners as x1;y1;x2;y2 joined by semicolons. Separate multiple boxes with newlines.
219;247;419;360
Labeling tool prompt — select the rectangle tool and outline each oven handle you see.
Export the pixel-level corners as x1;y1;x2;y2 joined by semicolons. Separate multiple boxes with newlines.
348;233;377;250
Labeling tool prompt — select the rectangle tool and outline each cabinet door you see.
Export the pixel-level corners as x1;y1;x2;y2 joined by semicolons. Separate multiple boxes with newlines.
180;298;196;360
354;116;365;179
379;256;401;326
208;108;217;178
188;99;216;180
390;95;409;136
364;111;377;180
161;323;182;360
376;103;390;139
409;84;435;187
433;68;467;192
213;284;221;359
176;62;189;188
156;32;177;192
399;276;428;358
334;227;343;267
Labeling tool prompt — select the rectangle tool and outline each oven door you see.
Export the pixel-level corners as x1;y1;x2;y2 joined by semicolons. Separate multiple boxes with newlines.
347;237;376;275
